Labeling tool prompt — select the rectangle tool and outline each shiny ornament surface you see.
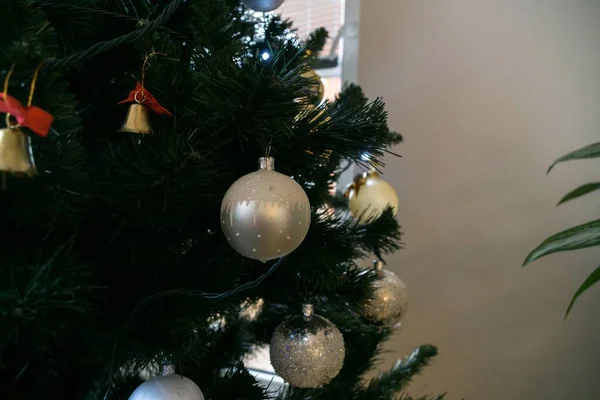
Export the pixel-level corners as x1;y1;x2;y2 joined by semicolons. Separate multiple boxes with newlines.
129;374;204;400
242;0;284;12
363;261;408;326
270;304;345;388
0;127;37;176
221;157;310;262
346;170;398;223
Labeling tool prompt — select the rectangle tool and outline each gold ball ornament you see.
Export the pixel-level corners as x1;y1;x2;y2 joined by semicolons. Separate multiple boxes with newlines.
345;170;399;223
129;374;205;400
300;69;325;106
270;304;345;388
221;157;311;262
362;261;408;327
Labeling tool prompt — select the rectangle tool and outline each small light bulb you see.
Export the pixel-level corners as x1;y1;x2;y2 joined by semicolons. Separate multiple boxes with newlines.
261;51;271;61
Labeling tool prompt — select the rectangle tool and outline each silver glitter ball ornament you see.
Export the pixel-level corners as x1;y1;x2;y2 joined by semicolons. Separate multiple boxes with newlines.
242;0;285;12
270;304;345;388
363;261;408;327
129;374;205;400
221;157;311;262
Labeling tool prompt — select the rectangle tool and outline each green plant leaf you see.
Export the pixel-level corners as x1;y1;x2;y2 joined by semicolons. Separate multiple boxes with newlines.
523;219;600;265
547;142;600;173
557;182;600;205
566;265;600;317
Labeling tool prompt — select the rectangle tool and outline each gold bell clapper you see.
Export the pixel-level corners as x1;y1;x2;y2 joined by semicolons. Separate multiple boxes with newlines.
0;114;37;177
118;102;152;134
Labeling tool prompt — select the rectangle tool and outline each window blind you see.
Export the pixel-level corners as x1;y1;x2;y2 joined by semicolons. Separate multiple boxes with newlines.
274;0;344;59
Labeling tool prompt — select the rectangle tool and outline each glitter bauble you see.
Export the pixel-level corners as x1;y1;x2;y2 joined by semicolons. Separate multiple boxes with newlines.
221;157;311;262
346;170;398;223
270;304;345;388
129;374;205;400
242;0;284;12
362;261;408;327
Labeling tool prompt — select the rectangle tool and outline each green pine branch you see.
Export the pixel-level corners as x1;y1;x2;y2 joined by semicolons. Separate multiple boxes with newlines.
358;345;439;400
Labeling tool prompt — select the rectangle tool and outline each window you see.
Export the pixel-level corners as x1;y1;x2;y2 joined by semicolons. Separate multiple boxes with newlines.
273;0;345;101
276;0;344;61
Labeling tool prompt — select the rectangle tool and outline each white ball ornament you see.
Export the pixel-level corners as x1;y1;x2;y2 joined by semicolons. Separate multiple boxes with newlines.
221;157;311;262
345;170;399;223
242;0;285;12
129;374;205;400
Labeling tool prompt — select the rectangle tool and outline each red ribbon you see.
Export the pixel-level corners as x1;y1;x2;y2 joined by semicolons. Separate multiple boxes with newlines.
0;93;53;137
118;82;172;116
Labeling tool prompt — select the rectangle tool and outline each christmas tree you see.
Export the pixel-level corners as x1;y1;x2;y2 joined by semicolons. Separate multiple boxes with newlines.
0;1;441;399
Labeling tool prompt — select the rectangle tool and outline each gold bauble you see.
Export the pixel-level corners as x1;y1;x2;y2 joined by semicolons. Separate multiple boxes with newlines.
345;170;398;223
221;157;311;262
362;261;408;327
300;69;325;106
270;304;345;388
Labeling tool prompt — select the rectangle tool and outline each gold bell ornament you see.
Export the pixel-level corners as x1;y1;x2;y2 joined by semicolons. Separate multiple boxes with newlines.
0;64;54;177
117;53;171;134
118;96;152;134
118;82;171;134
0;115;37;176
345;169;399;223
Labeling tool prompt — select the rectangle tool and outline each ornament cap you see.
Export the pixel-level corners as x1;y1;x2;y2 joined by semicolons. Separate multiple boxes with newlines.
373;260;385;276
302;303;314;318
373;260;384;271
259;156;275;171
366;169;380;178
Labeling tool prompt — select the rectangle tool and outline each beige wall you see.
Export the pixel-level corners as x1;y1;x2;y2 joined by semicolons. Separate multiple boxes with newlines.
358;1;600;399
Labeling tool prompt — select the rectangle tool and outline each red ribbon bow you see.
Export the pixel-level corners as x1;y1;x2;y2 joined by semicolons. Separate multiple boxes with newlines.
118;82;172;116
0;93;53;137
